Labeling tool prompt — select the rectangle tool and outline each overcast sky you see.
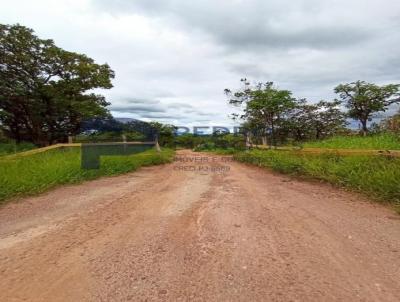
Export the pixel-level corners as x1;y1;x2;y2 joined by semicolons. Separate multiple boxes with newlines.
1;0;400;128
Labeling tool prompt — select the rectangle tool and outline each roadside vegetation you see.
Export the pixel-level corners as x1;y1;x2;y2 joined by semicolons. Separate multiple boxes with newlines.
0;147;174;203
191;132;400;211
0;132;36;156
0;141;36;156
234;149;400;212
302;133;400;150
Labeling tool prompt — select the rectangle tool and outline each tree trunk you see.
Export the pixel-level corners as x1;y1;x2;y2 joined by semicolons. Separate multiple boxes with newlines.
13;122;21;144
316;128;321;140
261;136;268;146
155;134;161;152
296;129;302;141
246;132;253;149
271;120;275;148
360;119;368;136
32;128;49;147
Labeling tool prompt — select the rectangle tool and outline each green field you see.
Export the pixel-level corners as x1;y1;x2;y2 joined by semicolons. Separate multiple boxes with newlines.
234;149;400;212
0;147;174;203
302;133;400;150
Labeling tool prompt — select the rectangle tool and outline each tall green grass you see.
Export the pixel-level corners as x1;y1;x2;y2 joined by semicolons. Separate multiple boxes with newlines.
0;147;174;203
303;133;400;150
0;141;37;156
235;149;400;211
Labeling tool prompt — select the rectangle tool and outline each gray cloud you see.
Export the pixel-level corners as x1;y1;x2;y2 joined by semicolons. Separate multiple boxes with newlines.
125;98;161;105
110;99;167;113
167;102;194;109
140;113;177;119
110;96;222;124
1;0;399;127
110;106;166;113
95;0;378;51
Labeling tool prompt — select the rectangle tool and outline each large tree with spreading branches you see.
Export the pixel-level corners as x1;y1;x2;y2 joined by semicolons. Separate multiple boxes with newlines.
0;24;115;145
334;81;400;135
225;79;297;146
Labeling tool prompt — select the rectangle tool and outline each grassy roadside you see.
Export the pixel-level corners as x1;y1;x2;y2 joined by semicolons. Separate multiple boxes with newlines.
302;133;400;150
233;149;400;213
0;147;174;204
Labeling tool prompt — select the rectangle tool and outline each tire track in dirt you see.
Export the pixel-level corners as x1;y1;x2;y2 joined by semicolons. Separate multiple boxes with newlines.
0;150;399;301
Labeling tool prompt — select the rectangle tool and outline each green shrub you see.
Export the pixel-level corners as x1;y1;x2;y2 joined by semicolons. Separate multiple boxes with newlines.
0;141;37;156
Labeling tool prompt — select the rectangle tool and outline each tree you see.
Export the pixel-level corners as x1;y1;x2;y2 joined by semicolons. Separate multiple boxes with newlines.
0;24;115;145
313;100;347;139
334;81;400;136
148;122;176;148
225;79;297;146
290;100;346;140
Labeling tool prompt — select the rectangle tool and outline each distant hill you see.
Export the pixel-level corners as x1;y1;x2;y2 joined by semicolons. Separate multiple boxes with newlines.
115;118;142;124
81;117;149;132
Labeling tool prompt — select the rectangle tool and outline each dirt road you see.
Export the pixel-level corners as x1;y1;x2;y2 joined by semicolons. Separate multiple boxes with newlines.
1;151;399;301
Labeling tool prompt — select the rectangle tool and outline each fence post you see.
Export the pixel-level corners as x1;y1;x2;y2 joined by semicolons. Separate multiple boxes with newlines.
155;134;161;152
246;132;251;150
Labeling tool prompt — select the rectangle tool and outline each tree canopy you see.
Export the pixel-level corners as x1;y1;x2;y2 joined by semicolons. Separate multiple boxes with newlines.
225;79;297;145
288;99;347;140
334;81;400;135
0;24;115;146
225;79;347;145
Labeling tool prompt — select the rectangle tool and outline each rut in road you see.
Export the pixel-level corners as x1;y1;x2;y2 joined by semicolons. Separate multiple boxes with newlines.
0;150;399;301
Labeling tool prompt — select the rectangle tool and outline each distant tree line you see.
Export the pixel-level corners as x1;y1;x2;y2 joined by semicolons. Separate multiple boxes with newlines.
77;117;176;146
225;79;400;146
